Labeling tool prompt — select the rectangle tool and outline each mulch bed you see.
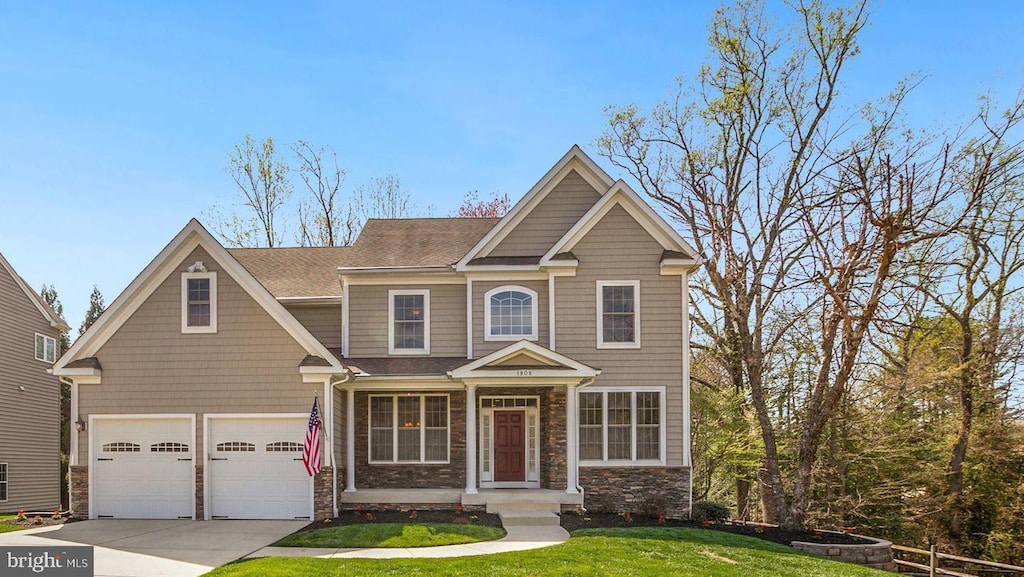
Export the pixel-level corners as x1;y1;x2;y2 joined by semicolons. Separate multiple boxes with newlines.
298;508;504;533
559;511;874;547
2;515;66;529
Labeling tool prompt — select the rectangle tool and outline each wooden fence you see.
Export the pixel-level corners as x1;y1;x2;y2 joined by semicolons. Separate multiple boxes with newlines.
893;544;1024;577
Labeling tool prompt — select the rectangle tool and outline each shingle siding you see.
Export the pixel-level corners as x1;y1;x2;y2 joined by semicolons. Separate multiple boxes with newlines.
78;246;313;464
347;284;466;357
286;304;343;349
487;169;601;258
0;259;61;511
472;279;549;359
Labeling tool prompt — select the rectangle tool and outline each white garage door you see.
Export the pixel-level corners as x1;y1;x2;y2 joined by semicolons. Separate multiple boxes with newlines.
207;416;311;520
92;416;194;519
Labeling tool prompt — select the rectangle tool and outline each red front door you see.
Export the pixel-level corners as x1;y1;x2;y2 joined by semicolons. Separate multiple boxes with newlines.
493;410;526;482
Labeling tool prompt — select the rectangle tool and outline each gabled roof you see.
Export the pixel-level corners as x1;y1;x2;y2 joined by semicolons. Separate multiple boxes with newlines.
449;340;600;380
230;246;351;298
456;146;615;270
53;219;345;374
0;252;69;331
540;180;703;268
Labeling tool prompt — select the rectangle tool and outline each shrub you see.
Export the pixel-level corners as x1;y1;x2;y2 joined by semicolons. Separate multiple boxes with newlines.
692;501;730;523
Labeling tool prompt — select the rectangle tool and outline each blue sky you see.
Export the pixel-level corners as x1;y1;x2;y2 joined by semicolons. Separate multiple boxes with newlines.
1;1;1022;328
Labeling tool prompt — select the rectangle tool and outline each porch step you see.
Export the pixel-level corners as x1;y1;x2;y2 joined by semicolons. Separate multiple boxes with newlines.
485;499;560;514
497;510;561;527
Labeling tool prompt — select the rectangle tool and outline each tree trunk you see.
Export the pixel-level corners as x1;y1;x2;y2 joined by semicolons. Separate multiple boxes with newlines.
757;466;778;524
736;477;751;521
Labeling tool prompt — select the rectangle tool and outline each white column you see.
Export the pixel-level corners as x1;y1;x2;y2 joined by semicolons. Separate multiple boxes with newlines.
465;383;478;494
565;383;579;494
345;387;356;492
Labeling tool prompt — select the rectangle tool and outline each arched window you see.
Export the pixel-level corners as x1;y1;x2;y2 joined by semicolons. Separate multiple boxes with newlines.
484;286;538;341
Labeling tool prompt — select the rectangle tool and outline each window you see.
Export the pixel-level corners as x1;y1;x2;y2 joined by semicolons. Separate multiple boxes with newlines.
388;290;429;354
266;442;303;452
597;281;640;348
368;394;449;463
150;442;189;453
181;272;217;333
485;286;538;341
34;333;57;363
578;388;664;464
216;442;255;452
102;442;140;453
0;463;7;502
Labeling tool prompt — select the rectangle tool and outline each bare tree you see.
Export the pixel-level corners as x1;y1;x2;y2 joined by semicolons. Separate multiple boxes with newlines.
455;191;511;217
294;140;359;246
211;135;292;247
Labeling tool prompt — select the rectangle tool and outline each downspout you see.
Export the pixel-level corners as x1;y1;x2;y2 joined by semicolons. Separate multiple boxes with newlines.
575;377;597;510
329;370;353;518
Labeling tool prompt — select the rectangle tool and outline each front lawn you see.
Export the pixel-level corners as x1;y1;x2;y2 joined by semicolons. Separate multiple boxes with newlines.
0;515;23;534
274;523;504;548
206;527;891;577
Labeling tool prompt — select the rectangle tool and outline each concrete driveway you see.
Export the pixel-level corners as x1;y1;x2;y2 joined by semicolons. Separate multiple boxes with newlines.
0;519;307;577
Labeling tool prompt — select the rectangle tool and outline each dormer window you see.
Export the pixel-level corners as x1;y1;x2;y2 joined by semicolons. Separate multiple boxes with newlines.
181;268;217;334
485;286;538;341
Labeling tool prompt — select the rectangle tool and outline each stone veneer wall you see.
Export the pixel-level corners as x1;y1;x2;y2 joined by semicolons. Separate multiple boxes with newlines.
195;465;204;520
69;466;88;520
354;391;467;488
579;467;691;519
314;466;333;520
791;535;896;571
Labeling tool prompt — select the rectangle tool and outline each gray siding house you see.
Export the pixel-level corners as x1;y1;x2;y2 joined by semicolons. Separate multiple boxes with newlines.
0;252;68;511
53;146;702;521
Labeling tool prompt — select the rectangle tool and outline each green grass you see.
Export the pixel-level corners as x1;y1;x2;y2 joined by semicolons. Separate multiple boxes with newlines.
274;523;504;548
0;515;27;534
206;527;891;577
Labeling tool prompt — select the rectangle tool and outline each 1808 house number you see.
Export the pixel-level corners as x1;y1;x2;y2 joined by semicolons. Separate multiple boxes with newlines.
516;370;533;377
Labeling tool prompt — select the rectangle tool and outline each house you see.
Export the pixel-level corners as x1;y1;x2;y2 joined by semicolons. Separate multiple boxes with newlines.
52;146;702;521
0;252;69;512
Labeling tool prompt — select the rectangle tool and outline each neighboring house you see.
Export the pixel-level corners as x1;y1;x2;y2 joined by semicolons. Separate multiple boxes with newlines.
0;252;69;512
53;146;702;521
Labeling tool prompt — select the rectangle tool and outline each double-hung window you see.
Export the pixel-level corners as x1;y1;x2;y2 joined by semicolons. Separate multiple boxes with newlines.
597;280;640;348
181;272;217;333
579;388;664;464
389;289;429;354
34;333;57;363
0;463;7;501
369;394;449;463
485;285;538;341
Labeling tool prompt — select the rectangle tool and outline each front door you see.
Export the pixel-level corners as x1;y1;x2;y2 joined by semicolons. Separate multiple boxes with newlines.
493;410;526;482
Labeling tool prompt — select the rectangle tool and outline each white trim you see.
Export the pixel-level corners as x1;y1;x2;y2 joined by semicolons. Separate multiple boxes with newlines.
0;252;68;329
202;413;311;521
548;275;556;350
457;146;615;269
464;271;550;281
341;272;464;285
277;296;344;305
0;462;8;502
34;332;57;363
565;384;578;494
181;272;217;334
466;278;474;359
54;220;344;372
596;280;641;349
449;340;599;380
342;277;350;358
387;289;430;355
88;413;197;520
483;285;539;342
465;384;478;494
577;387;667;467
345;388;356;492
682;273;692;468
367;393;451;464
478;395;541;487
540;181;702;266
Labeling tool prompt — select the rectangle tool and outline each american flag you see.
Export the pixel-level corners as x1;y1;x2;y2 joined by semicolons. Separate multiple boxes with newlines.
302;397;322;476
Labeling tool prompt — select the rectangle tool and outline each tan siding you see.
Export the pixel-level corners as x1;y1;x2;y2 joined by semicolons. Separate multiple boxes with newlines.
488;170;601;257
472;280;548;358
0;261;61;510
79;247;314;464
347;284;466;357
285;304;343;349
491;353;556;367
553;205;686;466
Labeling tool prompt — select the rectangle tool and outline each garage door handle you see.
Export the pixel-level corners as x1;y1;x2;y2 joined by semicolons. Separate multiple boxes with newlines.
97;458;114;461
210;457;228;461
293;458;303;461
178;458;192;461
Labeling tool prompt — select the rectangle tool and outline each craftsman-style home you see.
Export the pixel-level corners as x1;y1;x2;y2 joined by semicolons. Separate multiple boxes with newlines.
53;146;701;521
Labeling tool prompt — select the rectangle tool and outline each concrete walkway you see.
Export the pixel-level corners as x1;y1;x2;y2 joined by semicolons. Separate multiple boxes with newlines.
246;524;570;559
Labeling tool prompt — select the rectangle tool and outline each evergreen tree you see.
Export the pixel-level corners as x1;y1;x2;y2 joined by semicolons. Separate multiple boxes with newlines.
79;285;105;337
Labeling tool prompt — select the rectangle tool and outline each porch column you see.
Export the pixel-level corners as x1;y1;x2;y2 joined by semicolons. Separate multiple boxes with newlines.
345;387;356;492
465;383;478;494
566;383;579;494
